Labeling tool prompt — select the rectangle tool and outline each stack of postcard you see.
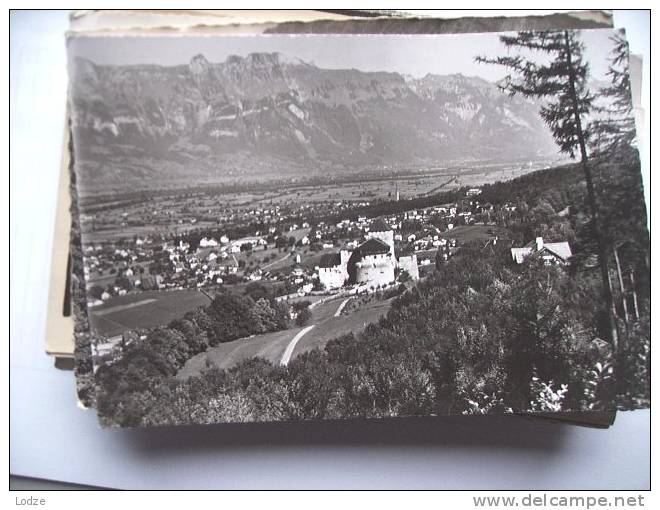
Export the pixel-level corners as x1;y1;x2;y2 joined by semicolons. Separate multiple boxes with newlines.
47;10;649;429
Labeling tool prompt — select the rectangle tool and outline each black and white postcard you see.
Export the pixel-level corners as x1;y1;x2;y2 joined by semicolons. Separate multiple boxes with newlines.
66;29;649;427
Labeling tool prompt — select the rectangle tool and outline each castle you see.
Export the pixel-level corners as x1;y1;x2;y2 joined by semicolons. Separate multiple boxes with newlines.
318;220;419;290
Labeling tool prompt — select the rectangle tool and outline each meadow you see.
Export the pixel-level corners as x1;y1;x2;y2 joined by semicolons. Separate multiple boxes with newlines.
89;289;212;337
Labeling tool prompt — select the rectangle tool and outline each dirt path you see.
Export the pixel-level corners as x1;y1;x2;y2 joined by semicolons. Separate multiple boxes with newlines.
333;297;352;317
261;252;291;270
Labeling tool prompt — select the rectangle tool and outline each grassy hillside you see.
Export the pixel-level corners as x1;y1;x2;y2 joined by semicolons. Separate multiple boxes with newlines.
178;296;392;378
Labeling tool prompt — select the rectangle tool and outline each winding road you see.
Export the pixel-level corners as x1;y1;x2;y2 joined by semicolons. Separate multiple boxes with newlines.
333;297;351;317
177;295;390;379
279;325;316;365
278;297;351;365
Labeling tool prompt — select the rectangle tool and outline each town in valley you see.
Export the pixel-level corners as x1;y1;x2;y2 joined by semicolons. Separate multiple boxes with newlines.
80;159;570;367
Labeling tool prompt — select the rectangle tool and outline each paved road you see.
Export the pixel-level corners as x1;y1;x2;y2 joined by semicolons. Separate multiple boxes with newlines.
278;297;352;365
279;325;316;365
178;295;390;378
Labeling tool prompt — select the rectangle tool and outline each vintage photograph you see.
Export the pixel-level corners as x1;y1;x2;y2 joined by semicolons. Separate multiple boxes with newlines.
66;29;649;427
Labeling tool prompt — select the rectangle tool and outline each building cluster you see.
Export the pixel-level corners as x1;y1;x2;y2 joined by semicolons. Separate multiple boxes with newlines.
84;185;532;304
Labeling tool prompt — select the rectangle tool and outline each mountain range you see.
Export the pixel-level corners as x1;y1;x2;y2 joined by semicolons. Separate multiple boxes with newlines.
69;52;559;192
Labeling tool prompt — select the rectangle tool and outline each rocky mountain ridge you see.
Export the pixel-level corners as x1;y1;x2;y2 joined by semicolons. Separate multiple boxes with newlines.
69;52;559;191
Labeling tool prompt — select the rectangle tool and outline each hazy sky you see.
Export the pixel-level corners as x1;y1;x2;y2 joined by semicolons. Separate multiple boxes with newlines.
68;29;619;83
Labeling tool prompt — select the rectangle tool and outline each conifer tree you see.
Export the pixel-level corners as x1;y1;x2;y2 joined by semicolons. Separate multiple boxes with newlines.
477;30;619;349
589;32;637;160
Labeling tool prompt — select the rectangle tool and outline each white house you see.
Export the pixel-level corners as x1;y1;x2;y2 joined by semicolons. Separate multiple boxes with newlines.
511;237;572;265
199;237;219;248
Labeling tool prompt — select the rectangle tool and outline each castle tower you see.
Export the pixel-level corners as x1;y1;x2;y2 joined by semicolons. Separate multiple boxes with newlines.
340;249;352;267
367;219;395;259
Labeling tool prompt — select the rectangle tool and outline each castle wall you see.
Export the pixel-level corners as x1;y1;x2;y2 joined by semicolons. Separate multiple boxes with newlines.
319;266;347;290
356;254;395;288
397;254;419;280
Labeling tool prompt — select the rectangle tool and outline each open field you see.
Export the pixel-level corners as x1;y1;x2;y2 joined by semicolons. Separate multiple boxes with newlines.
177;327;305;378
243;178;451;205
224;159;564;206
89;289;211;337
177;294;392;378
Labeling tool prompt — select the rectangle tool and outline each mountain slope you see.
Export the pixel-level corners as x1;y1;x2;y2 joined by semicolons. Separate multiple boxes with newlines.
69;52;558;191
